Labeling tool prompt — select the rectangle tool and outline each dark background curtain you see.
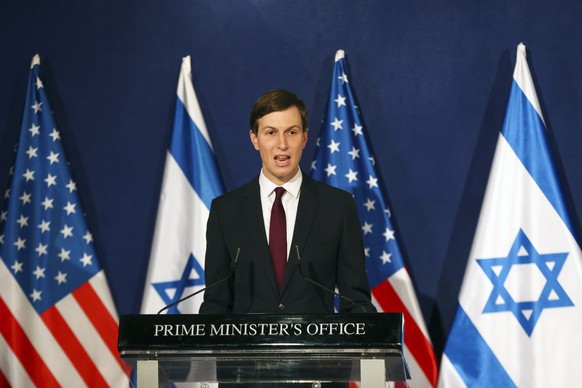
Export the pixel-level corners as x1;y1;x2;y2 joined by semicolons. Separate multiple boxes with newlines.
2;0;581;357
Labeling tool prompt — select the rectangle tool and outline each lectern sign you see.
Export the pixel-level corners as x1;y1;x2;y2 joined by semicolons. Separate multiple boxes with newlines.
119;313;402;352
153;321;366;338
118;313;409;386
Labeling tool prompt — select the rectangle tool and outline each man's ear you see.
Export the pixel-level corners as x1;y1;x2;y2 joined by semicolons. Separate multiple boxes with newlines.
250;130;259;150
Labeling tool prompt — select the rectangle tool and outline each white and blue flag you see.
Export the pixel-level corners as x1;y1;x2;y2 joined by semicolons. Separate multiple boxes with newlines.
438;44;582;387
141;56;224;315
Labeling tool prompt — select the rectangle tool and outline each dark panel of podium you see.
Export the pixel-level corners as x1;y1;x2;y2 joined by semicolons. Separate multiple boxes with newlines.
118;313;409;387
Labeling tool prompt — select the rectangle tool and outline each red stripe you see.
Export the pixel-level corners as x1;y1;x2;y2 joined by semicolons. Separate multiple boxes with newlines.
373;280;438;386
0;298;60;387
72;281;129;375
41;306;109;387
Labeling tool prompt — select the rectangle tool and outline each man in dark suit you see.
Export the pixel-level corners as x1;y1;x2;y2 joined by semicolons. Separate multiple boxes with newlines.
200;89;374;315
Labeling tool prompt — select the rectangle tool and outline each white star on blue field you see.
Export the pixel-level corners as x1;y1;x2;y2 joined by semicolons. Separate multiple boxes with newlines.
477;229;573;336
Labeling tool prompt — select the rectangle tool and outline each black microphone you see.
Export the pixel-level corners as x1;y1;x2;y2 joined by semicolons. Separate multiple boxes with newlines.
157;248;240;314
294;245;370;313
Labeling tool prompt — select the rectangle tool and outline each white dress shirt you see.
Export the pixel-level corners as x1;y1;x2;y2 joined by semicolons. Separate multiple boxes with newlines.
259;169;302;261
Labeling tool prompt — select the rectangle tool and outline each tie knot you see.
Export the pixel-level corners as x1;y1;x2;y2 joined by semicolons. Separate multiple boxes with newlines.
274;187;286;201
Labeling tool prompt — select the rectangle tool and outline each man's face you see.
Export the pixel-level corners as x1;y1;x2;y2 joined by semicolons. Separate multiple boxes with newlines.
250;106;308;186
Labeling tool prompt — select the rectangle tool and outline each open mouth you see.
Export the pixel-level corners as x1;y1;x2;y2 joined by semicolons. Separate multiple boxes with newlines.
274;155;291;166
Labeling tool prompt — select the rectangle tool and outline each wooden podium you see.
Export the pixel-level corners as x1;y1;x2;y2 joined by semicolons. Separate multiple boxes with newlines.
118;313;409;387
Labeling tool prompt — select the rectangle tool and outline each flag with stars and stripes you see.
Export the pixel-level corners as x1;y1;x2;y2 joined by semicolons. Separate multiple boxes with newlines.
310;50;438;387
0;55;129;386
141;56;224;315
438;44;582;387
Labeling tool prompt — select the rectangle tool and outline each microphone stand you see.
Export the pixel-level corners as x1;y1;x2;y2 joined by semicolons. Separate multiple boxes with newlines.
157;248;240;315
294;245;369;313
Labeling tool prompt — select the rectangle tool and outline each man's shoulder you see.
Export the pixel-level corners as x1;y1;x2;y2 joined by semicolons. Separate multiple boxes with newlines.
302;174;352;200
212;177;259;206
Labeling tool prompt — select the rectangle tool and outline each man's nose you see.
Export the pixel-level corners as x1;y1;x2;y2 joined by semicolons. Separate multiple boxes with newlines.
277;133;288;149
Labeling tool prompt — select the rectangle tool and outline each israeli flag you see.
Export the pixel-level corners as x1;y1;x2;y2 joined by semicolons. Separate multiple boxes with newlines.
141;56;224;314
439;44;582;387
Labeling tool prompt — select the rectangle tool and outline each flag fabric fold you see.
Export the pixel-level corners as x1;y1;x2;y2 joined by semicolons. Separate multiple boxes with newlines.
438;43;582;387
0;55;129;387
311;49;438;387
141;55;224;315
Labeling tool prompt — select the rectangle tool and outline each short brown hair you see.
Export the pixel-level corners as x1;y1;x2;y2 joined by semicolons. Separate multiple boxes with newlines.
249;89;308;135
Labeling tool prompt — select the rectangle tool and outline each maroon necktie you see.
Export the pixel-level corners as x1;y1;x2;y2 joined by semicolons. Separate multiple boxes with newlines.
269;187;287;288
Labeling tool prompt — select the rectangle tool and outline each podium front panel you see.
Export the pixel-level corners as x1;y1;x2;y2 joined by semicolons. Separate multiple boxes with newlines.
119;313;409;384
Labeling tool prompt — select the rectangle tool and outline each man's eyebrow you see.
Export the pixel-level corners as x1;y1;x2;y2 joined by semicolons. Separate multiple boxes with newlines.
260;124;301;131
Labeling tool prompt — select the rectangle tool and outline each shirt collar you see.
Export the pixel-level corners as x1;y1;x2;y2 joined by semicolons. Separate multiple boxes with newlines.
259;169;303;199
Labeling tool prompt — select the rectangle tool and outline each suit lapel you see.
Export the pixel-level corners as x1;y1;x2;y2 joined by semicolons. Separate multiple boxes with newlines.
281;174;318;291
242;178;279;291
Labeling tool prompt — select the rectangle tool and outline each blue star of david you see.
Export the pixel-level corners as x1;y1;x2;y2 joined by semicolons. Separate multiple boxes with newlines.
477;229;573;336
153;254;205;314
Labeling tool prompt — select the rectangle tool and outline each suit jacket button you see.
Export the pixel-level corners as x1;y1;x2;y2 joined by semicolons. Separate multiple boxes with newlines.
278;303;285;310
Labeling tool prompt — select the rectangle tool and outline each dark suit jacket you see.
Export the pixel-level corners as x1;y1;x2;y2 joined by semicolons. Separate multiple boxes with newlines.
199;173;375;314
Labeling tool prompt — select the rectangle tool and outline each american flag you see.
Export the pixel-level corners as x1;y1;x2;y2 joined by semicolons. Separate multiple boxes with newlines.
310;50;438;387
0;55;129;386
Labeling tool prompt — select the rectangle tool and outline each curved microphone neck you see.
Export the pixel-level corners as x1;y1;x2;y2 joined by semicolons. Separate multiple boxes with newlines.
294;245;370;313
157;248;240;315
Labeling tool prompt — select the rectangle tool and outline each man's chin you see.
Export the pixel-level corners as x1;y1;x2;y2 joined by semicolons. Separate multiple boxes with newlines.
267;167;298;184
